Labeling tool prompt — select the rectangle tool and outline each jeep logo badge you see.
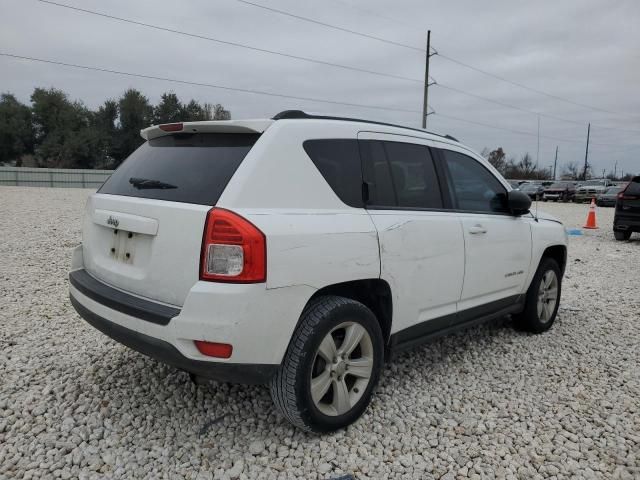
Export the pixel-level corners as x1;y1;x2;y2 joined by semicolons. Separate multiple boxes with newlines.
107;216;120;228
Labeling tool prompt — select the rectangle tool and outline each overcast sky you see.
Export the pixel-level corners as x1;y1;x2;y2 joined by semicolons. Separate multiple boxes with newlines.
2;0;639;176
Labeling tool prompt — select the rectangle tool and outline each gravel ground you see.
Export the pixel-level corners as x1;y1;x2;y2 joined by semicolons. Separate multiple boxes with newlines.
1;186;638;480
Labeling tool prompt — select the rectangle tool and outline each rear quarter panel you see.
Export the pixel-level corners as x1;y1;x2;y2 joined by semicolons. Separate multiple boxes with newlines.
218;120;380;291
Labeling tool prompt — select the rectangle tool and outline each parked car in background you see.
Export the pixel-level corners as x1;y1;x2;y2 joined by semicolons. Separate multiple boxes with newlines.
508;180;521;190
519;183;546;200
544;182;576;202
575;179;616;203
68;111;568;432
614;176;640;240
596;186;624;207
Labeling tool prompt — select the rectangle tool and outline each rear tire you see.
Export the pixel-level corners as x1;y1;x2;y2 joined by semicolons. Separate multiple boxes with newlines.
270;296;384;432
513;258;562;333
614;230;632;241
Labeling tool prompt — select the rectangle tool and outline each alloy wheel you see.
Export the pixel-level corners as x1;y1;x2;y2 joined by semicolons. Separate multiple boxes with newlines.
310;322;374;416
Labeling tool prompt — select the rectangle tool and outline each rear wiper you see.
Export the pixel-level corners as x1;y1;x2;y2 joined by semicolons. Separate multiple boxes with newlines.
129;177;177;189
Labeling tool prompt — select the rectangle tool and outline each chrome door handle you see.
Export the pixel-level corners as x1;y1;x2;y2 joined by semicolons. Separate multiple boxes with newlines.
468;225;487;235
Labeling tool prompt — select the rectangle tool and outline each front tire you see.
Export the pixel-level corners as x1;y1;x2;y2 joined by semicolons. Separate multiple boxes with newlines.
270;296;384;432
513;258;562;333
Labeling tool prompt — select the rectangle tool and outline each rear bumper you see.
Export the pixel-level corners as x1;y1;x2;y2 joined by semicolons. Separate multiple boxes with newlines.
70;294;277;384
614;214;640;231
68;253;314;383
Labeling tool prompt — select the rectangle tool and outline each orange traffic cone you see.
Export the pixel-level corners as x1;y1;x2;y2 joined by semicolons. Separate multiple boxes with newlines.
583;198;598;229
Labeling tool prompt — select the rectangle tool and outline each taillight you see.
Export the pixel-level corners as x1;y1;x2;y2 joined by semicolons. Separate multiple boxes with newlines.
200;208;266;283
159;123;183;132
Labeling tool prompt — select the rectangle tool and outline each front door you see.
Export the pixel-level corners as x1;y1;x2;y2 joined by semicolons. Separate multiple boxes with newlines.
438;147;532;313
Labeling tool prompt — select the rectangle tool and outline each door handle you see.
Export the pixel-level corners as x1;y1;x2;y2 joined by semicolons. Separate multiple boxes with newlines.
468;224;487;235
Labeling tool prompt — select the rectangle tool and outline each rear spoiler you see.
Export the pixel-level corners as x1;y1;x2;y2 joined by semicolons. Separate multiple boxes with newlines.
140;119;274;141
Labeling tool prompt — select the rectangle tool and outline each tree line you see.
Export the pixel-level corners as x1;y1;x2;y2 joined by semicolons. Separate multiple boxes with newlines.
0;88;230;169
482;147;635;181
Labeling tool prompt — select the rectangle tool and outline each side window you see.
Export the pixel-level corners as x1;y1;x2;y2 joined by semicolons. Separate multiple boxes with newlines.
359;140;396;206
383;141;442;209
303;139;363;207
359;139;442;209
441;150;508;213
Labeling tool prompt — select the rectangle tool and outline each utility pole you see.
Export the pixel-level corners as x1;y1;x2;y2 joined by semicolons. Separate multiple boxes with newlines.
536;116;540;170
553;146;558;180
422;30;435;129
582;123;590;180
614;161;618;180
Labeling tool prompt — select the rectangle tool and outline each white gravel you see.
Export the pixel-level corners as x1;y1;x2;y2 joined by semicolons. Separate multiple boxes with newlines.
1;187;638;479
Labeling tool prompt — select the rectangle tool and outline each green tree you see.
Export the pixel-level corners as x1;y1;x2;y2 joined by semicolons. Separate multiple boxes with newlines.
116;89;152;164
153;92;183;125
30;88;97;167
0;93;34;165
182;99;207;121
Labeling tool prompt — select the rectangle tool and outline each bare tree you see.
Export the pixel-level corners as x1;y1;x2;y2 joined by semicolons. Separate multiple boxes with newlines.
562;161;580;180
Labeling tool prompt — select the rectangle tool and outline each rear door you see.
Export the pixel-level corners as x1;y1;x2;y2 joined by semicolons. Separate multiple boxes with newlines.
358;132;465;338
437;147;532;312
82;132;260;306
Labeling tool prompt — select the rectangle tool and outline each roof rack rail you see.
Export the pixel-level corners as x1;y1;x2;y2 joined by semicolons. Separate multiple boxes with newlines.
271;110;459;143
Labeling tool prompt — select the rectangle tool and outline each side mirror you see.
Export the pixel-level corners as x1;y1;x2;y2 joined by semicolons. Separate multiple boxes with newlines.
507;190;532;216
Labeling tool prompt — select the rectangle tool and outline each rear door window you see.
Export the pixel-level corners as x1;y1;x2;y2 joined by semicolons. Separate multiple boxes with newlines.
303;139;363;207
360;139;443;209
99;133;260;205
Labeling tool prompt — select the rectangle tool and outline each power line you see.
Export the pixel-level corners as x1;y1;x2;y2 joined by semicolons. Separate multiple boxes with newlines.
434;53;639;119
37;0;422;85
433;111;639;147
6;51;637;150
327;1;640;120
232;0;423;52
0;52;424;114
39;0;640;136
434;82;640;134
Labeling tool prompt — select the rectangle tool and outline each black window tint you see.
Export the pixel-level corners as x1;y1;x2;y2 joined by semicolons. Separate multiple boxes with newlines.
303;139;363;207
441;150;508;213
626;177;640;195
99;133;259;205
383;141;442;209
359;140;396;207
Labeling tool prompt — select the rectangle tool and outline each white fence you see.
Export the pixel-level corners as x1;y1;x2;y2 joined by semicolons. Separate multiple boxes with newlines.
0;167;113;188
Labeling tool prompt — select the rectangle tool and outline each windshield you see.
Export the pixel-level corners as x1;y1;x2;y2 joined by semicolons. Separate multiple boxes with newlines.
583;180;604;186
549;183;567;189
605;186;621;194
99;133;260;205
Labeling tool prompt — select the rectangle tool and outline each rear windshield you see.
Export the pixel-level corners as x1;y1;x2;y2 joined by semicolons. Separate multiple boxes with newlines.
99;133;260;205
626;178;640;195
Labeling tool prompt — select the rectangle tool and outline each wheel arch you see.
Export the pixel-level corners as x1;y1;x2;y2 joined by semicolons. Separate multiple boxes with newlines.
542;244;567;276
304;279;393;356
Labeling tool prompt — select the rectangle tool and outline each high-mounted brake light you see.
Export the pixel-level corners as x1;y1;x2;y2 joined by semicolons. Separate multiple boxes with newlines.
159;123;183;132
200;208;266;283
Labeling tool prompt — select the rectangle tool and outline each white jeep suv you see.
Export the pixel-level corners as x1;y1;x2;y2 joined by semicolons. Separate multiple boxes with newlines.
69;111;567;432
